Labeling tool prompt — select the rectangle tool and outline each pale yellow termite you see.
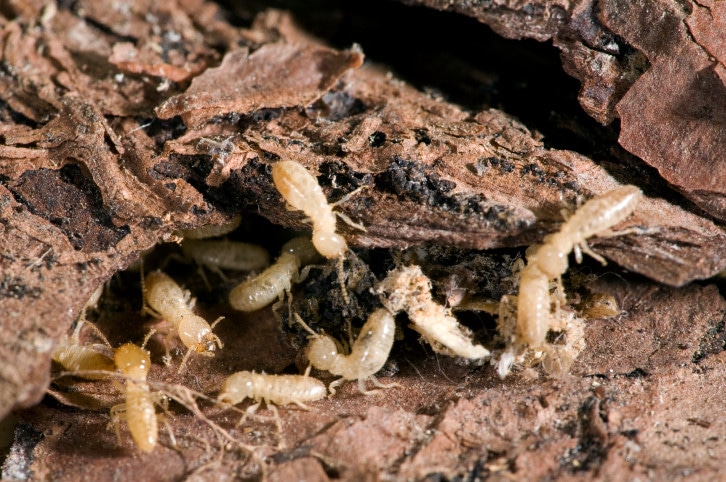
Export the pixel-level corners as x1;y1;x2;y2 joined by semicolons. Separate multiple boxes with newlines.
52;321;116;380
53;323;169;452
303;308;398;394
52;286;115;379
218;370;327;411
515;253;552;347
228;237;319;312
375;265;490;360
143;270;223;369
495;293;586;379
516;186;641;347
110;342;159;453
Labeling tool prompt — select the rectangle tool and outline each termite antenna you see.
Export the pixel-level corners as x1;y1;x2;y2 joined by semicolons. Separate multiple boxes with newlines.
209;316;225;333
178;347;195;374
331;184;370;232
140;329;157;351
335;212;366;232
77;318;113;349
292;313;318;337
139;258;152;317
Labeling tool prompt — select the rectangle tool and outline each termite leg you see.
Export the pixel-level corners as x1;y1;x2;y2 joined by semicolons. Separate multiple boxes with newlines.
177;346;195;373
576;241;608;266
160;414;177;450
271;292;289;325
292;401;314;410
237;403;260;426
328;379;344;397
369;375;400;390
196;265;213;291
356;379;384;396
109;404;126;445
335;212;366;232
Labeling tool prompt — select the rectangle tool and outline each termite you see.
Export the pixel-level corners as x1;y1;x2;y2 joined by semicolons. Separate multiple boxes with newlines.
271;160;366;304
52;286;115;379
302;308;398;394
577;292;621;319
516;186;641;347
272;160;347;259
375;265;490;360
535;185;641;280
515;254;552;347
228;237;319;312
110;341;161;453
179;239;270;277
217;370;327;413
495;294;585;379
52;321;115;380
143;270;223;369
53;323;171;453
179;214;242;239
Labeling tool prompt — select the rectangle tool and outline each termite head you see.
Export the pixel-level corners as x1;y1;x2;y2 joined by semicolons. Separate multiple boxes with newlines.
577;293;620;319
282;237;320;266
533;243;568;279
312;231;347;259
218;371;255;405
305;336;339;371
114;343;151;379
178;314;223;355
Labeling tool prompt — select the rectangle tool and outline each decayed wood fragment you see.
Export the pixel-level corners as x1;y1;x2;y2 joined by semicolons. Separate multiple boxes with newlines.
405;0;726;221
155;43;365;127
172;60;726;286
2;1;726;481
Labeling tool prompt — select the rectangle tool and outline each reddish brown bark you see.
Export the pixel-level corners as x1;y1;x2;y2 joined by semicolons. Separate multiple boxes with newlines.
1;1;726;481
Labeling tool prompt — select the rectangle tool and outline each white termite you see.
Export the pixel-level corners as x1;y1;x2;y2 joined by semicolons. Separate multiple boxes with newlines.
271;160;366;304
303;308;398;394
494;294;585;379
180;239;270;275
534;185;642;279
272;160;347;259
228;237;319;312
516;185;641;347
143;270;223;369
375;265;490;360
218;370;327;412
179;214;242;239
515;253;553;347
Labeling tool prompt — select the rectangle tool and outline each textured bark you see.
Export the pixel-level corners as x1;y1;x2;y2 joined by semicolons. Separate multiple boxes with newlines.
1;1;726;481
406;0;726;221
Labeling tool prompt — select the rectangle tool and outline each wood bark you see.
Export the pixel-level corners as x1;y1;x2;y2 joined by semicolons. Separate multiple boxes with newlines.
1;1;726;480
